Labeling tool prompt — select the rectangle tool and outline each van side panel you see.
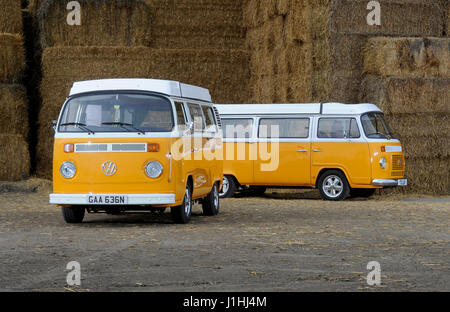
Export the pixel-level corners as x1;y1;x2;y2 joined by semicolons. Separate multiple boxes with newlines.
223;141;255;185
311;142;372;187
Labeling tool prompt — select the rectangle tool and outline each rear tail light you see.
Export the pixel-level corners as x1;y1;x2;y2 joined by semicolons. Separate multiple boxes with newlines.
64;144;74;153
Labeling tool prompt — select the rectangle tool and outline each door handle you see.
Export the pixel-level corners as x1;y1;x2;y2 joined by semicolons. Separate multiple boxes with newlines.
297;150;308;153
313;149;322;152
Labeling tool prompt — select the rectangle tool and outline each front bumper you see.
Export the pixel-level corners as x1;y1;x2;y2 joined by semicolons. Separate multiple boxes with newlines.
49;193;176;205
372;179;408;187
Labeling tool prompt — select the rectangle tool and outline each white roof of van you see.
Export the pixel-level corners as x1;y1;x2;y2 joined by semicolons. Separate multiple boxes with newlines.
69;79;212;102
215;103;382;115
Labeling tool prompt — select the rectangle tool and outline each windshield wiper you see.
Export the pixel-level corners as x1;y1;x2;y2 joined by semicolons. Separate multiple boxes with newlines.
60;122;95;134
102;122;146;135
368;132;387;138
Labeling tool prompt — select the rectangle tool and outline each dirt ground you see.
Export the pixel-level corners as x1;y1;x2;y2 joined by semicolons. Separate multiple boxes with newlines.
0;180;449;292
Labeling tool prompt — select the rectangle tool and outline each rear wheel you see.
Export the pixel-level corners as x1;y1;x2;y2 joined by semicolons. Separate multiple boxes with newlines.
350;188;376;198
318;170;350;201
219;175;237;198
61;206;85;223
171;183;193;224
202;182;220;216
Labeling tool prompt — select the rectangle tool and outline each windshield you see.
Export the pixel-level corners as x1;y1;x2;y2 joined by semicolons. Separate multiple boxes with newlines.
361;112;395;139
58;93;174;133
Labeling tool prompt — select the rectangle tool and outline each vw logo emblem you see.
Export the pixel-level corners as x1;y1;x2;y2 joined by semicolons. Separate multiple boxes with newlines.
102;161;117;176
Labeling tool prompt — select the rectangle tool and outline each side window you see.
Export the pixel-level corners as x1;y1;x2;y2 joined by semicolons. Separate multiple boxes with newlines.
187;103;205;132
318;118;360;139
201;105;217;132
259;118;310;138
174;102;186;127
222;119;253;139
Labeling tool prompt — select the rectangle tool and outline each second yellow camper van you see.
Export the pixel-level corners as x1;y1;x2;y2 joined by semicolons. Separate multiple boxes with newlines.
216;103;407;201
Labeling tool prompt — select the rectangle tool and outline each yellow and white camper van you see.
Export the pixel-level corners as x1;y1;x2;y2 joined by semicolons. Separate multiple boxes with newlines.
50;79;223;224
216;103;407;201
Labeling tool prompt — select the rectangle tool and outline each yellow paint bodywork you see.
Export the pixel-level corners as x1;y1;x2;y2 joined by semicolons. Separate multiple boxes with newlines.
223;140;405;189
53;136;223;206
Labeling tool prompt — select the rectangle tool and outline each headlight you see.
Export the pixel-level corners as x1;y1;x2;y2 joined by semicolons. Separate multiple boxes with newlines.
145;161;163;178
60;161;76;179
379;158;387;169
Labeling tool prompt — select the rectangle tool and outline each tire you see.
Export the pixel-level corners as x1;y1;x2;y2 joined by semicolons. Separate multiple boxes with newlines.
350;188;376;198
61;206;85;223
171;183;193;224
219;175;237;198
202;182;220;216
318;170;350;201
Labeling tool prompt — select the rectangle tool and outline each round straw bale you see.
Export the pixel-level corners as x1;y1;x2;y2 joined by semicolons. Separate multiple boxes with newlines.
0;84;29;138
0;134;30;181
0;34;25;83
38;0;152;48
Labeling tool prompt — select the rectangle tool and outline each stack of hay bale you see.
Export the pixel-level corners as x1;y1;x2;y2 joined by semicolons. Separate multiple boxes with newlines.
244;0;444;103
361;38;449;194
0;0;30;181
244;0;448;195
33;0;249;178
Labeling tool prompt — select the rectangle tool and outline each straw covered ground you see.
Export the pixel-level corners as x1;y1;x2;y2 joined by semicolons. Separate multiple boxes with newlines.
0;134;30;181
0;34;26;84
0;0;23;34
36;46;250;177
37;0;152;48
0;84;29;139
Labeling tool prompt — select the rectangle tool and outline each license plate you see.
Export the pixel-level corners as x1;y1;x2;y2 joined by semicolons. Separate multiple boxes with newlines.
398;179;408;186
87;195;128;205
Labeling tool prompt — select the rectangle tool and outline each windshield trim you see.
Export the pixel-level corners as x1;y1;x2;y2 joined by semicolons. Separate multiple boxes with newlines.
58;91;175;134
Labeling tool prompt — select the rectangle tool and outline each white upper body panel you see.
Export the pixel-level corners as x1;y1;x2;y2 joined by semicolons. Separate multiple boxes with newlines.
69;79;212;102
215;103;382;116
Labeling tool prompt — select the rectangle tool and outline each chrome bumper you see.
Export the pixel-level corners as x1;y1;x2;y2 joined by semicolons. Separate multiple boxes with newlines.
372;179;407;187
49;193;176;205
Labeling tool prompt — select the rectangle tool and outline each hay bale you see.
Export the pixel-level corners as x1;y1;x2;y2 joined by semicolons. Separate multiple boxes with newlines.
399;135;450;159
403;157;449;195
360;76;450;114
0;34;26;83
385;113;449;137
37;46;250;177
147;0;245;48
38;0;152;48
0;84;29;139
0;0;23;34
364;37;450;78
0;134;30;181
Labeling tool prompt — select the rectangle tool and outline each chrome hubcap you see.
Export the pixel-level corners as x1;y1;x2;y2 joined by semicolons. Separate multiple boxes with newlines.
219;176;229;196
184;187;191;215
323;175;344;198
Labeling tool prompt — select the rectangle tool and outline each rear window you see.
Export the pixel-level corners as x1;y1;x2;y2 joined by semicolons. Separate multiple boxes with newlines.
318;118;360;138
259;118;310;138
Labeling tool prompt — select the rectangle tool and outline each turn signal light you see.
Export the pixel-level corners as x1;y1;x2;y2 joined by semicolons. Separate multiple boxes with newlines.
381;146;386;153
64;144;74;153
147;143;160;153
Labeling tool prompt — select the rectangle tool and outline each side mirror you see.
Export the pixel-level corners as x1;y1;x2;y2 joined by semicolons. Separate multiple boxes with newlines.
51;120;57;132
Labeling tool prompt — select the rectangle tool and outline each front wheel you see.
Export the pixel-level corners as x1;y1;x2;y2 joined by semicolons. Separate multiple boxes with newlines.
61;206;85;223
318;170;350;201
202;182;220;216
219;175;237;198
171;183;193;224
